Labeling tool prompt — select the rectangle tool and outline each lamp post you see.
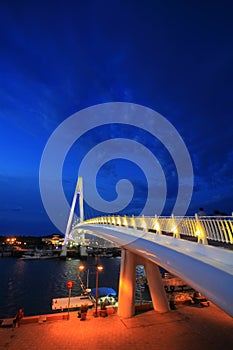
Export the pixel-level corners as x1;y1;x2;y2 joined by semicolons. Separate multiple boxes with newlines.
78;257;103;317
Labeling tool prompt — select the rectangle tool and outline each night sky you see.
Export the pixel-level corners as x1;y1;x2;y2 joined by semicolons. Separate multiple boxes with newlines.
0;0;232;236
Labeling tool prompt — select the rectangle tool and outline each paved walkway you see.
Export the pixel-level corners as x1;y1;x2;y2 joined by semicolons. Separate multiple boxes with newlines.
0;304;232;350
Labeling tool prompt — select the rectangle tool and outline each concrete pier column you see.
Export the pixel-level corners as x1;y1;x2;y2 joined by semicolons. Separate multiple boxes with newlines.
117;249;137;318
144;259;170;313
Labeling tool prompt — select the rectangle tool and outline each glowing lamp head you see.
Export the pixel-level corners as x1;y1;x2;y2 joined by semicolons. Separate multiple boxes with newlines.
171;226;178;234
195;230;201;236
78;264;85;271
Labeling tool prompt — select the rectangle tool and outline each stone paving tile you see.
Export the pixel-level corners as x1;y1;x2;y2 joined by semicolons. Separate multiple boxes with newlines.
0;305;233;350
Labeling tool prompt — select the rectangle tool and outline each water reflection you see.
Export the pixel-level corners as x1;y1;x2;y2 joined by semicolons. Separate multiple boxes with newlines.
0;256;151;319
0;257;121;318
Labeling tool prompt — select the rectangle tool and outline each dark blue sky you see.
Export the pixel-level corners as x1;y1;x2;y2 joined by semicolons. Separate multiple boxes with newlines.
0;0;232;236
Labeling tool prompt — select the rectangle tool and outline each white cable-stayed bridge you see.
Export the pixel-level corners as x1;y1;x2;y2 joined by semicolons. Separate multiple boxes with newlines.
63;177;233;318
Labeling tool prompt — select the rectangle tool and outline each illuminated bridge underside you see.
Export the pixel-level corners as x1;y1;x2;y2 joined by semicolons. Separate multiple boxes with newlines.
76;223;233;318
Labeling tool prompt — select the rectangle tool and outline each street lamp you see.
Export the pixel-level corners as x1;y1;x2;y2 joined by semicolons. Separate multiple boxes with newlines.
94;264;104;317
78;258;103;317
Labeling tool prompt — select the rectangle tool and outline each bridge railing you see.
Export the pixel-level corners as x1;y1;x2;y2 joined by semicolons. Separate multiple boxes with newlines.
82;215;233;248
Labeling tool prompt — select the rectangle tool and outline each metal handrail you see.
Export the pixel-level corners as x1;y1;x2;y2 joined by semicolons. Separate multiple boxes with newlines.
81;215;233;248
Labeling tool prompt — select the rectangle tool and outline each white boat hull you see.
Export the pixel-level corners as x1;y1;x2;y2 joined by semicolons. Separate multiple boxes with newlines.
52;296;94;311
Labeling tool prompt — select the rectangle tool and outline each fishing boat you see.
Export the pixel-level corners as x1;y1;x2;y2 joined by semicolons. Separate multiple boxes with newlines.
51;271;94;311
51;269;117;312
51;287;117;311
21;250;60;260
51;295;94;311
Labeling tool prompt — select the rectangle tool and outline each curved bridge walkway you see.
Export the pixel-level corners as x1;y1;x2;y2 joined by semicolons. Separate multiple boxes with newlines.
72;215;233;318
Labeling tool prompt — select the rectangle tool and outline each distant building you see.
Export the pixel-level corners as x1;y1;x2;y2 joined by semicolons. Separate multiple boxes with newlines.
42;234;64;247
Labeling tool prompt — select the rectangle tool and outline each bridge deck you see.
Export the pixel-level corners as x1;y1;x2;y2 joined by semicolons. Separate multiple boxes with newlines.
76;222;233;318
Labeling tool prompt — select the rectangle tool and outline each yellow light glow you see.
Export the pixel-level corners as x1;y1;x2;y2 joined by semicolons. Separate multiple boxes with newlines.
171;226;178;234
154;222;160;231
195;230;201;236
140;220;147;230
6;237;16;244
97;265;103;271
78;264;85;271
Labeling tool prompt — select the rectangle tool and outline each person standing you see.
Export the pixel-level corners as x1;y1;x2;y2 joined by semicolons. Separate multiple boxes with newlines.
14;308;24;328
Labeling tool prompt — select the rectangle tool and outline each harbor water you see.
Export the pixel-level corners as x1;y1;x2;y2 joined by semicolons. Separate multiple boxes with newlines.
0;256;121;318
0;256;151;319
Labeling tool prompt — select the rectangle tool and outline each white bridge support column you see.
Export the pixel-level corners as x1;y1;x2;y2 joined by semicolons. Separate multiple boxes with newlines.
118;249;170;318
144;259;170;313
117;249;137;318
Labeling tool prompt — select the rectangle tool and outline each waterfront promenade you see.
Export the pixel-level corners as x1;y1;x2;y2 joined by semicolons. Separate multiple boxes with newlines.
1;303;232;350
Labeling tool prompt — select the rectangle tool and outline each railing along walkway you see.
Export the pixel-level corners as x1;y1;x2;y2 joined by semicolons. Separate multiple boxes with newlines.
83;215;233;250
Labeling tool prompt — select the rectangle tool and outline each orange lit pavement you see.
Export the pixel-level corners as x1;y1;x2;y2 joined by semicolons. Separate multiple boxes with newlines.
0;304;233;350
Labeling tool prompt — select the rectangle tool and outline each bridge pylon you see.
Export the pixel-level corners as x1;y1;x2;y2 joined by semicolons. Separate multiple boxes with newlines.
60;176;85;257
